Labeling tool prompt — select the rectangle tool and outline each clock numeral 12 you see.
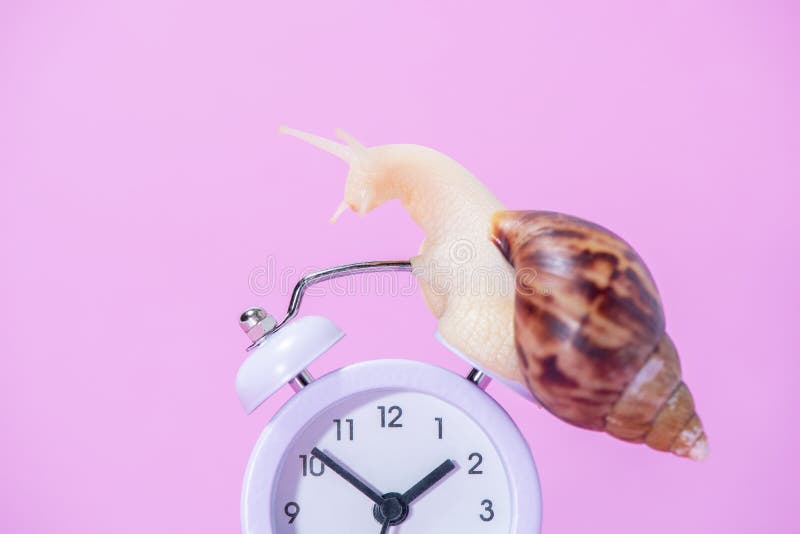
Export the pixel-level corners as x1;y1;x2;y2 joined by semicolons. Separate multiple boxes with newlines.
435;417;443;439
299;454;325;477
377;405;403;428
333;418;354;441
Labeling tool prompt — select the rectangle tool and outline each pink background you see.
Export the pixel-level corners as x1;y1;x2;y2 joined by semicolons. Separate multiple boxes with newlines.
2;1;798;532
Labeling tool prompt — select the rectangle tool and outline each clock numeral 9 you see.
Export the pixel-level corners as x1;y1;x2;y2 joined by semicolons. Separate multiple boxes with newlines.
333;418;354;441
284;502;300;524
480;499;494;522
468;452;484;474
377;405;403;428
299;454;325;477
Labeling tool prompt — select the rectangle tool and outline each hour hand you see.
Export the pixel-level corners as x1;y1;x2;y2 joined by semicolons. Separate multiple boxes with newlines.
311;447;385;506
401;459;456;504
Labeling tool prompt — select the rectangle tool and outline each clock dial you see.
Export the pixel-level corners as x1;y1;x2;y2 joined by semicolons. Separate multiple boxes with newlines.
272;390;513;533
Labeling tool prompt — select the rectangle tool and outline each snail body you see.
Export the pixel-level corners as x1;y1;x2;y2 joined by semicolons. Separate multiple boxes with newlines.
281;127;708;460
280;126;521;381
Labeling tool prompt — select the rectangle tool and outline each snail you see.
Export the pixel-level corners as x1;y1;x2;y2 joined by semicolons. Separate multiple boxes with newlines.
280;126;708;461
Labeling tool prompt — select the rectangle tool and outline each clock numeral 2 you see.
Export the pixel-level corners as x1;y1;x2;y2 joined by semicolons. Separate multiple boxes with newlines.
299;454;325;477
284;502;300;524
480;499;495;522
468;452;484;474
333;418;354;441
377;405;403;428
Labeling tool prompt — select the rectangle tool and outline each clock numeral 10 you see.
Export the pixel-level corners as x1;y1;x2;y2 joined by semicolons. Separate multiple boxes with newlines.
333;418;354;441
299;454;325;477
284;502;300;524
377;405;403;428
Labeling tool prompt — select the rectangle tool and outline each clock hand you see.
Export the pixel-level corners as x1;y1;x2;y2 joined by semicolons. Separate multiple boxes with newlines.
379;517;390;534
311;447;385;506
401;459;456;504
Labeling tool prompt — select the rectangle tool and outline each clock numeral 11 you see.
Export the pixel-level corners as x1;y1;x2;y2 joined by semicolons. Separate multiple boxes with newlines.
333;418;354;441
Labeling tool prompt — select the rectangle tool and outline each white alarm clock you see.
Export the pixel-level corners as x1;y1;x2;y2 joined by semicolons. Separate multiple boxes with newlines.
236;262;542;534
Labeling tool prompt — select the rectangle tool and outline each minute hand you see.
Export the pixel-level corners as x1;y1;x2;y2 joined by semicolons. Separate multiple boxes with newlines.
401;459;456;504
311;447;385;506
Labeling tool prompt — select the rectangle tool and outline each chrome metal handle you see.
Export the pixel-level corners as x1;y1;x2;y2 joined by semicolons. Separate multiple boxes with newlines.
277;260;413;330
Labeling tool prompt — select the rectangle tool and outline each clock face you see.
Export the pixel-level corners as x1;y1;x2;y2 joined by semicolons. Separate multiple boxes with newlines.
242;360;541;534
272;390;512;533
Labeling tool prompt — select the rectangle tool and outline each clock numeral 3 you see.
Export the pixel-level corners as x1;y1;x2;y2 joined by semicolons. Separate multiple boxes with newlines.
333;418;354;441
468;452;484;474
480;499;495;522
299;454;325;477
284;502;300;524
377;405;403;428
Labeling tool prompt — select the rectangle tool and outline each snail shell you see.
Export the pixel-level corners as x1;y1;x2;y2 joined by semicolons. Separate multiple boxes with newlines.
492;210;708;460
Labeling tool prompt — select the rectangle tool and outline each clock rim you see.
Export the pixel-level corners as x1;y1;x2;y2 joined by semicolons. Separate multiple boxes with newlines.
241;358;542;534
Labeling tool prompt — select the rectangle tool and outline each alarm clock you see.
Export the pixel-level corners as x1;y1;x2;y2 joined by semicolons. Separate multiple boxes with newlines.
236;261;542;534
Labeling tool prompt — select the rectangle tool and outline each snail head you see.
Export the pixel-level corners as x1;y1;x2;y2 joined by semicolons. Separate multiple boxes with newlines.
279;126;387;222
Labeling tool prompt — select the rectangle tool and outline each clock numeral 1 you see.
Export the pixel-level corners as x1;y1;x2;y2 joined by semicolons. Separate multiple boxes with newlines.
299;454;325;477
480;499;495;522
333;418;354;441
468;452;484;474
284;502;300;524
435;417;443;439
377;405;403;428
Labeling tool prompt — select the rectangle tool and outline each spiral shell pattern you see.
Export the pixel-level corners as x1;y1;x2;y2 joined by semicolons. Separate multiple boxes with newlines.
491;210;708;460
